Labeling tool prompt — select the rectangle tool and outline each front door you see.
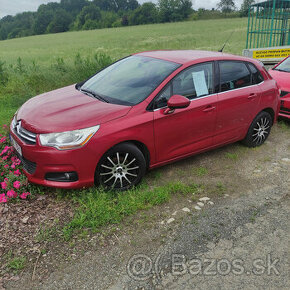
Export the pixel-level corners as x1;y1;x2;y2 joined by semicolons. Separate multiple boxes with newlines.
153;62;217;163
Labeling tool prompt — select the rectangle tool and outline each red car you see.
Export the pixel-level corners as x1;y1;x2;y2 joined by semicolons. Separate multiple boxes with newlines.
10;50;280;190
268;56;290;119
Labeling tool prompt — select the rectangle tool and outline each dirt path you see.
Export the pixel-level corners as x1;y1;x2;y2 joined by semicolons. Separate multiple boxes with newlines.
4;122;290;290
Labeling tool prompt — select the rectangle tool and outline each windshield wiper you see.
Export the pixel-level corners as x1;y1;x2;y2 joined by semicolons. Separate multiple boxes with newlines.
80;88;109;103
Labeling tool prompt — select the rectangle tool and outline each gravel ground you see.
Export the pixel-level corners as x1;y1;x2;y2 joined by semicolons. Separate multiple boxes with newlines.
4;122;290;290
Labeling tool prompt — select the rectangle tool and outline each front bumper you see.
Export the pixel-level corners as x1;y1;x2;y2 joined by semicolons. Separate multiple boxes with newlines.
279;99;290;119
10;125;101;189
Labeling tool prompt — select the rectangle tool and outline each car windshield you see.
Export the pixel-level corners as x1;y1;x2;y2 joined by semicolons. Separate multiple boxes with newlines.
80;55;180;106
274;57;290;73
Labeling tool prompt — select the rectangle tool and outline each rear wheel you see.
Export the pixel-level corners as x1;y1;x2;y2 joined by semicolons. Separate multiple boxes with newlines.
95;143;146;191
242;111;272;148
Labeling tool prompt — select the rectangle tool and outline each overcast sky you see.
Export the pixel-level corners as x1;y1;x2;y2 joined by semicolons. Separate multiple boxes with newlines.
0;0;258;19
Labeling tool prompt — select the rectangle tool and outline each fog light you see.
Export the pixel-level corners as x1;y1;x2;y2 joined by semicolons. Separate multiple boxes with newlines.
45;172;78;182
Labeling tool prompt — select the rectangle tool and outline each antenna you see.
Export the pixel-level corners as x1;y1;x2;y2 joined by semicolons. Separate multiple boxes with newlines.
219;31;235;53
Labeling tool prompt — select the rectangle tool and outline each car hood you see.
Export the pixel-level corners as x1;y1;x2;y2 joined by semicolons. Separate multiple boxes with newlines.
268;69;290;92
17;85;132;133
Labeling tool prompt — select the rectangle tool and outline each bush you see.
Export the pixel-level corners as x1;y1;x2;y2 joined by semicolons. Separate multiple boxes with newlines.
0;127;30;203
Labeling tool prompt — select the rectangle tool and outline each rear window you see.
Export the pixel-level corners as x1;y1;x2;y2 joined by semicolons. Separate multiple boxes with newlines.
219;61;252;92
248;63;264;84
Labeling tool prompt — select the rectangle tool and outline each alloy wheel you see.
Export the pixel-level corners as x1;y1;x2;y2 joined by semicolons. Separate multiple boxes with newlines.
99;152;140;190
252;117;271;146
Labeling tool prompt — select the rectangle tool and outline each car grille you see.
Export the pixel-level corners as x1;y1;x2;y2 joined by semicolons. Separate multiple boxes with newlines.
13;120;37;145
15;152;37;175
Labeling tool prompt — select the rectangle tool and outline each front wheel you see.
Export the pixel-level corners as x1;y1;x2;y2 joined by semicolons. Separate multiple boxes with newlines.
95;143;146;191
242;111;272;148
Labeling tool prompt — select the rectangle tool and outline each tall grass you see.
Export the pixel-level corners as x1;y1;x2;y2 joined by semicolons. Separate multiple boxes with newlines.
0;53;113;124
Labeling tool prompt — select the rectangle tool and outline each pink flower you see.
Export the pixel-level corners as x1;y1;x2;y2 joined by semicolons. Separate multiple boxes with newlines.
4;164;9;169
20;192;31;199
0;193;7;203
1;182;7;189
14;169;21;176
13;181;21;189
0;137;6;143
11;163;16;169
0;146;10;156
6;189;17;198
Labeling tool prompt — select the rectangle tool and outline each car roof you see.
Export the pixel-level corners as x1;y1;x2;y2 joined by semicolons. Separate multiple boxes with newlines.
134;50;252;65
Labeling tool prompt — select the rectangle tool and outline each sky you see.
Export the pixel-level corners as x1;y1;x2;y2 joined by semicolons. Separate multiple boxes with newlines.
0;0;259;19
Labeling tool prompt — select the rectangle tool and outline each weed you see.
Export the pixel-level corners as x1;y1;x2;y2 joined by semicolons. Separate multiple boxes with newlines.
225;152;239;160
35;224;58;242
8;256;26;272
278;120;290;132
194;167;208;176
216;182;227;195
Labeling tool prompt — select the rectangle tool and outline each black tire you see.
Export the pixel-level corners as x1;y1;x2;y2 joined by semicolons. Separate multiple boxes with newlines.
95;143;146;191
242;111;272;148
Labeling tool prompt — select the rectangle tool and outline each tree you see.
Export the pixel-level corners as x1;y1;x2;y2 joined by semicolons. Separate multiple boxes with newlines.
93;0;139;12
60;0;88;15
217;0;236;13
240;0;255;17
129;2;159;25
47;9;73;33
158;0;192;23
33;5;54;34
75;4;101;29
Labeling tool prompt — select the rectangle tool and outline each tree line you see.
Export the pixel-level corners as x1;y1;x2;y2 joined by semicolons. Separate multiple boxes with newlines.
0;0;255;41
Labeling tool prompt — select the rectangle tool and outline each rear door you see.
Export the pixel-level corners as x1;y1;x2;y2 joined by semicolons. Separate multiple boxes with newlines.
214;61;261;145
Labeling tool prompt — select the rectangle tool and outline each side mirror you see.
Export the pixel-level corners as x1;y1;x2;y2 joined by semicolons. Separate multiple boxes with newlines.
167;95;190;110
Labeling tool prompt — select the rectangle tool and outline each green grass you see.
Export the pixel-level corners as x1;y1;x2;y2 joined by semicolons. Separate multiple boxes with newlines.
63;181;201;239
225;152;239;160
7;256;26;272
193;166;209;176
0;18;247;67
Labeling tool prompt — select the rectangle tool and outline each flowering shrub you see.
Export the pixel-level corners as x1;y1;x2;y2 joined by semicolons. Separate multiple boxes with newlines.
0;125;30;203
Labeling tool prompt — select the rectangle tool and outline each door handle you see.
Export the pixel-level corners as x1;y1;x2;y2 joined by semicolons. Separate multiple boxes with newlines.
248;93;258;100
203;106;216;112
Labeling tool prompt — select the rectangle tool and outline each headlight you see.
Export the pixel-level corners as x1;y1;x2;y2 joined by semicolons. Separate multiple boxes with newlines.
39;125;100;150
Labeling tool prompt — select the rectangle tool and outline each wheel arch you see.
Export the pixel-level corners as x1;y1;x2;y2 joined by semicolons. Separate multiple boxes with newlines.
120;140;151;170
97;140;151;170
260;107;275;123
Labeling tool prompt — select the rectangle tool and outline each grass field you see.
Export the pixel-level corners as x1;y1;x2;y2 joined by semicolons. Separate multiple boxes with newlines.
0;18;247;66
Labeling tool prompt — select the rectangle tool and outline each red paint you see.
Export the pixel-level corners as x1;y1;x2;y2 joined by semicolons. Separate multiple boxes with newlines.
167;95;190;109
269;56;290;119
10;51;280;188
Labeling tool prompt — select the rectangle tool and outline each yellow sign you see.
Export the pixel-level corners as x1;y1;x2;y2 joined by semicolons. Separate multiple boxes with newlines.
253;48;290;59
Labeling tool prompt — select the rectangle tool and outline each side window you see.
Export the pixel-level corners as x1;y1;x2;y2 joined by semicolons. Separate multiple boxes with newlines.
219;61;251;92
154;85;171;109
248;63;264;84
154;62;214;109
172;62;214;99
